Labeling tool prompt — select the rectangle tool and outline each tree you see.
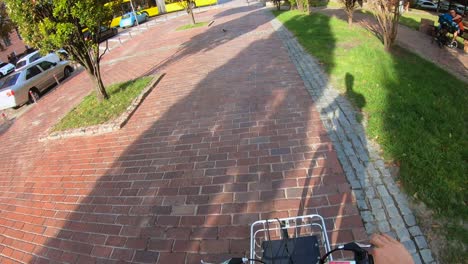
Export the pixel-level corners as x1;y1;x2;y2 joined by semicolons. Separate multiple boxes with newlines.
4;0;121;101
273;0;281;10
170;0;196;25
296;0;305;11
0;1;14;51
339;0;359;25
368;0;401;51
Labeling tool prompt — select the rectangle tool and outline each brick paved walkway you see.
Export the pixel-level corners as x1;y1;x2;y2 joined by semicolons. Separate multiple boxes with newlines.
0;3;365;264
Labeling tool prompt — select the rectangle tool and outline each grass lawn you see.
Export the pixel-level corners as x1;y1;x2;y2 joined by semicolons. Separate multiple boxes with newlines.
273;10;467;261
400;10;440;30
176;22;209;31
359;9;465;48
312;0;342;8
53;76;153;131
358;9;440;30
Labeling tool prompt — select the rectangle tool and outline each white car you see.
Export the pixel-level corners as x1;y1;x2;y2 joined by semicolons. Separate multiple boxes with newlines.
0;62;15;78
453;4;466;14
0;58;73;110
15;50;67;72
416;1;449;11
417;1;438;10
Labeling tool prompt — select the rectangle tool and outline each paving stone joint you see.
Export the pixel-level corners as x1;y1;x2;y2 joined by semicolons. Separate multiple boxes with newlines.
270;12;435;263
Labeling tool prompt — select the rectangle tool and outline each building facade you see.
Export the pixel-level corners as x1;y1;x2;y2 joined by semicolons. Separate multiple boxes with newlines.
0;28;27;64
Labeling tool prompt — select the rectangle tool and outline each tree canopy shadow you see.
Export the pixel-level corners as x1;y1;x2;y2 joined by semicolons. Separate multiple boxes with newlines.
26;5;357;264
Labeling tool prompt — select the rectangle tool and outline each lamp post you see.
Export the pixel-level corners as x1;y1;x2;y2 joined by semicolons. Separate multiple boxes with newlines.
129;0;139;26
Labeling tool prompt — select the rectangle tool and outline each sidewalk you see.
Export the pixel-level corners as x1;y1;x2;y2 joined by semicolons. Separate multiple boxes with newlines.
316;8;468;83
0;3;365;264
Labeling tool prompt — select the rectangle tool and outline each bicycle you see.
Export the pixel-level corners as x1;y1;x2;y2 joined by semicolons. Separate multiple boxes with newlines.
202;214;374;264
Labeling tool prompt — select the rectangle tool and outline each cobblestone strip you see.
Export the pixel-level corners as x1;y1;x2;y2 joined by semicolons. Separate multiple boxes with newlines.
270;16;435;264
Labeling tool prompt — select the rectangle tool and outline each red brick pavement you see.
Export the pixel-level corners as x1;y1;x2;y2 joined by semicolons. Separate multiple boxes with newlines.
0;5;366;264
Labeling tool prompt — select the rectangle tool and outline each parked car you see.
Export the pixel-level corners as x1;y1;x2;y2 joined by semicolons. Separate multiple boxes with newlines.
416;1;439;10
0;62;15;78
453;4;466;14
0;58;74;110
83;26;118;43
15;50;66;72
119;11;148;28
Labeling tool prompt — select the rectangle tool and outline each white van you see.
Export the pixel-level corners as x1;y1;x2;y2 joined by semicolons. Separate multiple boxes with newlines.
15;50;67;72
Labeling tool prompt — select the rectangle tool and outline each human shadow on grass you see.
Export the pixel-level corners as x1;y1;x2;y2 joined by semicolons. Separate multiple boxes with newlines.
287;8;467;263
345;73;365;112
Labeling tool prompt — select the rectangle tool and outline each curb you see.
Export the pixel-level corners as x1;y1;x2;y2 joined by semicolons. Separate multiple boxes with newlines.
270;14;435;264
39;73;165;141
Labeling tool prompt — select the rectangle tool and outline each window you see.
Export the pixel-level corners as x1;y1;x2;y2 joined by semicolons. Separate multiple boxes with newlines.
16;60;26;69
0;73;20;89
38;61;54;71
3;36;11;47
29;53;42;63
25;66;42;80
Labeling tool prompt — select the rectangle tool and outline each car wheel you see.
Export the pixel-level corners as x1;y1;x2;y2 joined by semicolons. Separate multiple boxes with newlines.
28;88;40;104
64;67;72;78
0;73;3;78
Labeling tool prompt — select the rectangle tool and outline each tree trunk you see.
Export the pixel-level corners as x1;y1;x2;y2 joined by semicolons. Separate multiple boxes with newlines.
297;0;304;11
188;8;196;25
348;12;353;25
89;69;108;101
383;35;391;51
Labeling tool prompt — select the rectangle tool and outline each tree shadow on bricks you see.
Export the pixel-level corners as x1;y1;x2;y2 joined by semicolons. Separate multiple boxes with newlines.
22;8;360;264
138;5;275;77
270;11;368;258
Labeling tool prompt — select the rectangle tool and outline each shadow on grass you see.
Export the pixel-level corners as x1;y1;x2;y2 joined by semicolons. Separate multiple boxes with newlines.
107;77;152;96
276;9;467;263
344;73;365;111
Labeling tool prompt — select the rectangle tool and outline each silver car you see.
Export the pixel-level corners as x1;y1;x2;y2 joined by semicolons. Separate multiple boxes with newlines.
0;58;73;110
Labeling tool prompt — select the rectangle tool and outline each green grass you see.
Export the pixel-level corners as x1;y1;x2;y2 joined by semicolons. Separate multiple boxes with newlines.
323;0;342;8
176;22;209;31
53;77;153;131
359;9;465;48
400;10;440;30
310;0;341;8
273;10;467;261
358;9;440;30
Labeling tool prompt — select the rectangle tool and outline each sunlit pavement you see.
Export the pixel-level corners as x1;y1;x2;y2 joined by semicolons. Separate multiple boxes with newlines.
0;2;365;263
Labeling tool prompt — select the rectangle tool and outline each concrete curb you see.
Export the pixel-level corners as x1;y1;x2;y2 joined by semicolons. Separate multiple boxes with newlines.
39;74;165;141
270;13;436;264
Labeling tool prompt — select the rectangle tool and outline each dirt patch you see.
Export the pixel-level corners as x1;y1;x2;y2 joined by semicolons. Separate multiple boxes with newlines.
384;159;466;264
337;40;361;51
410;200;467;263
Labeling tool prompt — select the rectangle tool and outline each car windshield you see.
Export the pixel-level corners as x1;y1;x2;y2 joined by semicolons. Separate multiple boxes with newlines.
122;14;130;19
0;73;20;90
0;63;7;67
16;60;26;68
